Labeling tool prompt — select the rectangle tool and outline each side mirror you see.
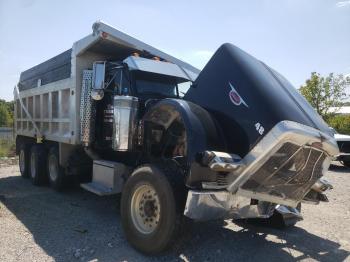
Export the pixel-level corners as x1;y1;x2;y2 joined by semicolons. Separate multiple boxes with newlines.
92;62;106;100
92;61;106;89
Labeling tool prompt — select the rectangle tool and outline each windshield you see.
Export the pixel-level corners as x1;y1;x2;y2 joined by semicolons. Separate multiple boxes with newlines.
135;79;178;98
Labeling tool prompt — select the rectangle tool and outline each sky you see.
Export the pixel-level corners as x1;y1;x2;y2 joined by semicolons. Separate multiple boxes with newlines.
0;0;349;101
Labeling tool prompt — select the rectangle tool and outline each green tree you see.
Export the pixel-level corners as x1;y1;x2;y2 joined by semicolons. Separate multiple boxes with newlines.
0;99;14;127
299;72;350;119
328;114;350;135
0;103;11;127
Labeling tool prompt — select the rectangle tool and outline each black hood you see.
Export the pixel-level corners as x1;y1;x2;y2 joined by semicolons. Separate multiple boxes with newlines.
184;43;331;157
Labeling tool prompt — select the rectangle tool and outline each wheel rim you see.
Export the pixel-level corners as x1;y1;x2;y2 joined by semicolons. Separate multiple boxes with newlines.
130;184;161;234
48;154;58;182
30;152;36;179
19;150;25;173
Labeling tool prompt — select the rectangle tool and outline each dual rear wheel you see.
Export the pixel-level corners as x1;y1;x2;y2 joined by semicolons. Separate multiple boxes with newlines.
29;145;47;185
19;144;30;178
19;143;65;190
47;147;65;190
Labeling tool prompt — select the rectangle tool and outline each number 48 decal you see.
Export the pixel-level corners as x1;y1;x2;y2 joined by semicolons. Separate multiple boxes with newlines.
255;122;264;135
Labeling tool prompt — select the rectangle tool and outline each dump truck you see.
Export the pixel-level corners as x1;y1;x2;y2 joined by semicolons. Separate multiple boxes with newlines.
14;21;338;254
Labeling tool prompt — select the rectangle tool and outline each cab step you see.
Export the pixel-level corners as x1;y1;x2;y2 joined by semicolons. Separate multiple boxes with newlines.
80;160;131;196
80;182;118;196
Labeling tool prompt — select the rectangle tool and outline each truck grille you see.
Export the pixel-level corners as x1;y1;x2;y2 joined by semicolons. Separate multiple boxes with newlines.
241;142;326;201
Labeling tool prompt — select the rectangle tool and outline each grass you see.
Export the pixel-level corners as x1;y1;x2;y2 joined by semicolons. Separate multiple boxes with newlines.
0;139;15;157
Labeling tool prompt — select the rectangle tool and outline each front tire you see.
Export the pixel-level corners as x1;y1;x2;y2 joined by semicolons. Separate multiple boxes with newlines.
121;165;181;254
47;147;65;191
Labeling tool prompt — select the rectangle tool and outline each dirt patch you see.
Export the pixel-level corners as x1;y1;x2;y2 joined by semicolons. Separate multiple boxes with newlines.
0;157;18;168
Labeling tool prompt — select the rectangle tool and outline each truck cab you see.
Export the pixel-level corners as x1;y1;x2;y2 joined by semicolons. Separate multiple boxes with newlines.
93;55;190;106
84;55;192;155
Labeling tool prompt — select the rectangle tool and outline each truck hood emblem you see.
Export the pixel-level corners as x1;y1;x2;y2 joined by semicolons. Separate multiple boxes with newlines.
229;82;248;108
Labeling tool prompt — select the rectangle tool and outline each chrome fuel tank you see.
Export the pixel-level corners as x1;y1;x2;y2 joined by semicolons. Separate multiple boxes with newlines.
112;96;139;151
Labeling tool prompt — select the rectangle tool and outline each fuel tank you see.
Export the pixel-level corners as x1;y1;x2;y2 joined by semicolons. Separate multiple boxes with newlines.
184;43;332;157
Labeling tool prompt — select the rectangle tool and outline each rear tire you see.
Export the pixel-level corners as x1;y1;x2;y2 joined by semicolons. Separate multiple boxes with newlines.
19;143;30;178
30;145;47;186
47;147;65;191
121;164;184;254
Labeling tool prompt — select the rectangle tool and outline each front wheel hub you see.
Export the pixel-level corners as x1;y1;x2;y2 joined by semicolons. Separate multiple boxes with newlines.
130;184;160;234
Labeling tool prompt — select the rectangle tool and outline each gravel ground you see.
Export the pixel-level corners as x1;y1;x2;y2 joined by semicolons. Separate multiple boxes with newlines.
0;162;349;262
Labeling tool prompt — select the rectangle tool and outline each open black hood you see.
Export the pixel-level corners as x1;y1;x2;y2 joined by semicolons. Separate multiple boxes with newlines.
184;43;331;157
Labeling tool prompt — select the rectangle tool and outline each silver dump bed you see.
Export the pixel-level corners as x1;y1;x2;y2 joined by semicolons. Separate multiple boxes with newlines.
14;21;200;144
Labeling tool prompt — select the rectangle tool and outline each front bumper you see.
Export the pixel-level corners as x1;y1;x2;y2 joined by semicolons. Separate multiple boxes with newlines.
185;121;337;221
184;190;303;221
201;121;338;208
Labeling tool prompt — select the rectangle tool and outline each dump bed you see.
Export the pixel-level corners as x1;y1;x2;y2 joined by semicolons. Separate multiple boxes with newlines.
14;21;199;145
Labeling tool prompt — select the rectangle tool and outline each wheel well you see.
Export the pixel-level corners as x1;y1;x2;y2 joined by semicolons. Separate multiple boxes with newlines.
16;135;58;156
16;135;35;154
141;99;226;187
142;99;224;164
144;114;187;161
